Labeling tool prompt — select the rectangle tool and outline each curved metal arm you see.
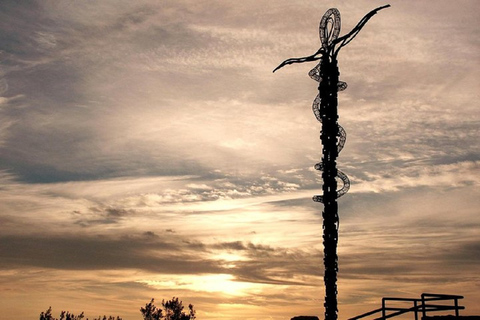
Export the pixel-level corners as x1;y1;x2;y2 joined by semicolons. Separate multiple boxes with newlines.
332;4;390;57
273;4;390;72
272;48;323;73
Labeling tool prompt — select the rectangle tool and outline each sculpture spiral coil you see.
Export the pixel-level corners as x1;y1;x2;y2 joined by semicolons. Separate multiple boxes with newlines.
309;58;350;204
308;8;350;203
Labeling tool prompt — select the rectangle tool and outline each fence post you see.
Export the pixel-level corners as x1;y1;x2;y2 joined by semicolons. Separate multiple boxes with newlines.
421;294;427;319
454;298;459;317
382;298;386;319
414;300;418;320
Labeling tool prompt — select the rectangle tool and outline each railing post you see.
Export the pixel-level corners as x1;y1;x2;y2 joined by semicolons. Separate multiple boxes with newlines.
414;300;418;320
421;294;427;319
382;298;386;319
454;298;459;317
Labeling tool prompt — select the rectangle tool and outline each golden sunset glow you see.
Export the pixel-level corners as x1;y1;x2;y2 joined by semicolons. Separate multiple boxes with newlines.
0;0;479;319
139;274;262;296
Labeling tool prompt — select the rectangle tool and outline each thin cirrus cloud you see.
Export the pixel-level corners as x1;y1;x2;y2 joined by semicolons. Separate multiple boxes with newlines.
0;0;479;319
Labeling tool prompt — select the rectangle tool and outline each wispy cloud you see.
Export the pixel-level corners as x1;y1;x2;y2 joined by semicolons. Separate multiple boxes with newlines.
0;0;479;319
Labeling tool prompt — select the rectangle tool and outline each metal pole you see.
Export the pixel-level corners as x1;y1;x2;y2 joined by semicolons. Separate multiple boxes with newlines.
320;54;340;320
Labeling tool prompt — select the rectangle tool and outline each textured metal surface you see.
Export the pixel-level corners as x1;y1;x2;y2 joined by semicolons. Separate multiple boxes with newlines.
309;56;350;204
319;8;341;49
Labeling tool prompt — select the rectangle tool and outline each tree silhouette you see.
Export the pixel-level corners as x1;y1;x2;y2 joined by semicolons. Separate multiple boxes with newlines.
140;299;163;320
141;297;196;320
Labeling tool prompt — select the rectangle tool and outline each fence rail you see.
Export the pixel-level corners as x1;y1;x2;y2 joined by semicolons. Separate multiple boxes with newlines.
349;293;464;320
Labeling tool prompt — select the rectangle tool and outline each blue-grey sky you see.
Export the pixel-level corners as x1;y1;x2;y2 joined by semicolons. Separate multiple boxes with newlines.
0;1;479;319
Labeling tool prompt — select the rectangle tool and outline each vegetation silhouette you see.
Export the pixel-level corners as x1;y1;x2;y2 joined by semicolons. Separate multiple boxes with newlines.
39;307;120;320
39;297;196;320
141;297;196;320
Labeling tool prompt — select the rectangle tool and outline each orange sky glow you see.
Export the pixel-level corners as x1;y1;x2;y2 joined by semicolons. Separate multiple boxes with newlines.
0;0;479;319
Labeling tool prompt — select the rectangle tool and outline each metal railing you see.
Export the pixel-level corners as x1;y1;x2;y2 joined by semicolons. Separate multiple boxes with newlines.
348;293;464;320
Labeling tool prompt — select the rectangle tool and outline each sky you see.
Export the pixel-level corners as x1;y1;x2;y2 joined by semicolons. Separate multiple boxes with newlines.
0;0;479;319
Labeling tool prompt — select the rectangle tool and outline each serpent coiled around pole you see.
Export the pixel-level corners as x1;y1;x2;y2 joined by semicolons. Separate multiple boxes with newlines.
309;57;351;204
273;5;390;320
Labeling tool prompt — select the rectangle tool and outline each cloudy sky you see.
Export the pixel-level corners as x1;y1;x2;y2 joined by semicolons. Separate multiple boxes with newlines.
0;1;479;319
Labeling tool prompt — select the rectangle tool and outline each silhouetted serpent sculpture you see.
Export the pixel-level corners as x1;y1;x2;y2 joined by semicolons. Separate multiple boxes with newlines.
309;9;350;204
273;5;390;320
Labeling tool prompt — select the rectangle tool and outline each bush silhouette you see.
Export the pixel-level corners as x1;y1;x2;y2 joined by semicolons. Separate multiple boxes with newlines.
39;307;86;320
39;306;121;320
39;297;196;320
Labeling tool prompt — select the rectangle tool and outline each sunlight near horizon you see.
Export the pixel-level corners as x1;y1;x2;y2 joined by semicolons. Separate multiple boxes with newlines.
138;274;264;297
